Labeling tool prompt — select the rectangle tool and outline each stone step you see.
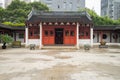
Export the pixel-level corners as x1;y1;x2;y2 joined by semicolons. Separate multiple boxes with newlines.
41;46;77;50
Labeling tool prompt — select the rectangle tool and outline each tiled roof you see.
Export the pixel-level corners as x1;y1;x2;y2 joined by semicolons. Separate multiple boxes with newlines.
27;10;93;24
0;23;25;30
94;25;120;30
0;23;12;29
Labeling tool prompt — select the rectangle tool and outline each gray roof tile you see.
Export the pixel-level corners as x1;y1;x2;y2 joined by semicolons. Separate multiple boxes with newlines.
94;25;120;30
27;10;93;24
0;23;25;30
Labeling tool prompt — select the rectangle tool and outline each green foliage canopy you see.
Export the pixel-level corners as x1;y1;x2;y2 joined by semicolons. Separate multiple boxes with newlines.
0;1;120;27
0;0;49;26
79;8;120;26
0;34;13;43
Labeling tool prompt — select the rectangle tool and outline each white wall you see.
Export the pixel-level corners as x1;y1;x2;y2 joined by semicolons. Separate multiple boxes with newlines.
93;32;120;43
111;33;120;43
101;32;110;43
79;39;91;46
28;39;40;46
93;32;97;43
16;33;24;43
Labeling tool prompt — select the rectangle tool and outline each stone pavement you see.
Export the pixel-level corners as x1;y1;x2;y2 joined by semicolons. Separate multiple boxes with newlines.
0;48;120;80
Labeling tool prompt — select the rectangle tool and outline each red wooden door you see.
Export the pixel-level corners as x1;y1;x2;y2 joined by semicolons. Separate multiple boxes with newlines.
42;25;76;45
42;26;54;45
64;28;70;44
64;26;76;45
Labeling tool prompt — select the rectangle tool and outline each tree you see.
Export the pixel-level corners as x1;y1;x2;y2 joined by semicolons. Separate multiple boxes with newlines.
0;34;13;49
1;0;49;26
28;2;49;11
0;7;5;22
79;8;120;26
7;0;27;10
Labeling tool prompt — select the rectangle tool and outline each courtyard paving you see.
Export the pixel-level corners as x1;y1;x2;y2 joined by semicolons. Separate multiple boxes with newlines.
0;48;120;80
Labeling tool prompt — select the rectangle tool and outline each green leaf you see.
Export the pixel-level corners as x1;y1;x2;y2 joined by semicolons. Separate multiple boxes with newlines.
0;34;13;43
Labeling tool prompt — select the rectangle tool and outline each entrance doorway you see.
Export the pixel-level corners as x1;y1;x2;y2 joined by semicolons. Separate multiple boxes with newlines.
55;28;63;44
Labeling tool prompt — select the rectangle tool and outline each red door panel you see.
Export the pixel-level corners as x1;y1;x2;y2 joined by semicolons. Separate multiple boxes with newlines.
70;38;75;44
64;26;76;45
64;38;70;44
42;25;76;45
49;37;54;44
43;37;49;45
42;26;54;45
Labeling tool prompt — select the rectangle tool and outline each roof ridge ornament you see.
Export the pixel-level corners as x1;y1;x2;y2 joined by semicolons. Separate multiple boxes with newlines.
28;7;35;20
66;22;70;25
55;22;58;25
43;22;46;25
72;22;76;25
29;23;32;27
60;22;64;25
49;22;52;25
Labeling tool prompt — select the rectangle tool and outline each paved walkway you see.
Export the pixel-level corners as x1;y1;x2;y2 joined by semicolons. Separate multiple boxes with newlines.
0;48;120;80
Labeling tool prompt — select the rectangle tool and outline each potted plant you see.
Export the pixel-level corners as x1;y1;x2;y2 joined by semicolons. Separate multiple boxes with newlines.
0;34;13;49
100;41;106;45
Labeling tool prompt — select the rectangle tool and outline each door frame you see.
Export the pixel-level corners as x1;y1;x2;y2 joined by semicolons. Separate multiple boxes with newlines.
55;28;64;44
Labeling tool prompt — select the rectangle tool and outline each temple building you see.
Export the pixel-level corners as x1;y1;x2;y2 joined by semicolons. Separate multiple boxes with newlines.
0;10;120;49
25;10;93;49
0;24;25;43
93;25;120;45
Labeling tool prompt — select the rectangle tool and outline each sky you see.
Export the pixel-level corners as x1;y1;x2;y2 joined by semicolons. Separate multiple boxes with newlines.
86;0;101;16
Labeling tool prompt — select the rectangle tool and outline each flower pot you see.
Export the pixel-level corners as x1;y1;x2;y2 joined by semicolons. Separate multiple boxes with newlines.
100;41;106;45
2;45;6;49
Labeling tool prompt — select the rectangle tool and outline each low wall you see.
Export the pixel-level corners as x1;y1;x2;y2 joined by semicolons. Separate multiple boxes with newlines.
79;39;91;46
28;39;40;46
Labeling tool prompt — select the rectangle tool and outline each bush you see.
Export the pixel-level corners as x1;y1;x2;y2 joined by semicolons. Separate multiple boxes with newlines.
100;41;106;45
0;34;13;47
2;22;25;27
